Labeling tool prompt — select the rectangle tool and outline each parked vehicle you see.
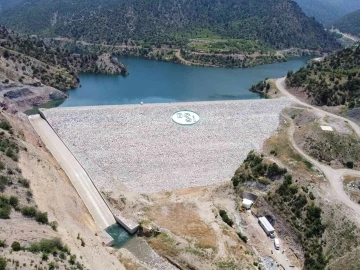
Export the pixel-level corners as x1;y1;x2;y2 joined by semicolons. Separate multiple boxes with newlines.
258;216;275;236
274;238;280;250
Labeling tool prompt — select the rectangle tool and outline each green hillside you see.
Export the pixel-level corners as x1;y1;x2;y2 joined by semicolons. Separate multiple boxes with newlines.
0;0;22;11
0;25;127;90
332;9;360;37
286;45;360;107
0;0;339;51
294;0;360;24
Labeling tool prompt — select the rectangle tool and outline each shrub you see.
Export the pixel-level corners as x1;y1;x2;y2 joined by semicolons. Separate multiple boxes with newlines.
0;120;11;131
50;221;58;231
76;262;84;270
2;50;10;59
0;206;10;219
303;160;313;169
346;161;354;169
35;211;48;224
69;254;76;265
237;232;248;243
28;238;68;254
18;178;30;188
0;196;10;219
266;162;287;179
42;253;49;261
48;261;57;269
219;209;234;227
0;240;6;248
21;206;37;217
59;252;66;260
0;176;10;191
11;241;21;251
9;196;19;208
5;149;18;161
0;256;6;270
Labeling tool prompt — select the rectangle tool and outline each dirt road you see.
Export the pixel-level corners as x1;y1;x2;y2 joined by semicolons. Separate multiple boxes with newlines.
243;212;301;269
28;114;116;229
276;78;360;225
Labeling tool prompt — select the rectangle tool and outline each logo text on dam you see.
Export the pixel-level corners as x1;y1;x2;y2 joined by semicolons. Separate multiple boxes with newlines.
172;110;200;125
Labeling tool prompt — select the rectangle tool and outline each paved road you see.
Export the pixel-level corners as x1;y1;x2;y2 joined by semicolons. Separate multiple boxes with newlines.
29;114;116;229
276;78;360;225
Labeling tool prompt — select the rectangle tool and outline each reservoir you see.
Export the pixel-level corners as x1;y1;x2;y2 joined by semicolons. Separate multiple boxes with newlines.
59;56;310;107
27;56;309;248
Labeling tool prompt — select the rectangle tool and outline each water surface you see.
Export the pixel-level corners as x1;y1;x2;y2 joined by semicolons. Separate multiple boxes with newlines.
60;57;310;107
105;224;134;248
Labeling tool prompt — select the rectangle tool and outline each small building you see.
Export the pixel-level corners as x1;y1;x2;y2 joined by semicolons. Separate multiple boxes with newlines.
242;191;258;202
242;198;253;210
258;216;275;236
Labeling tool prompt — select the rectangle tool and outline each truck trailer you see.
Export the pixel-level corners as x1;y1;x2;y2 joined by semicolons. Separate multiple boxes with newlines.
258;216;275;236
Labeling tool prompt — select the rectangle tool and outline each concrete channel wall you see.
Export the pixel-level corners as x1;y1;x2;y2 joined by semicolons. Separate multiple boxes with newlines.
29;113;138;243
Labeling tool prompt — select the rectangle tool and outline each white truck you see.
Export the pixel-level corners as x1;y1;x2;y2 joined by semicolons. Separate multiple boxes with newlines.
258;216;275;236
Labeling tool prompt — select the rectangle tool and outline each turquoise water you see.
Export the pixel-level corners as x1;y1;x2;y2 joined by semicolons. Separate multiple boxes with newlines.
105;224;134;248
59;57;310;107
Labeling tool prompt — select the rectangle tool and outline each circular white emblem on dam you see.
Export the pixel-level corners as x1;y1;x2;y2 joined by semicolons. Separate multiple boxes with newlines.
172;110;200;125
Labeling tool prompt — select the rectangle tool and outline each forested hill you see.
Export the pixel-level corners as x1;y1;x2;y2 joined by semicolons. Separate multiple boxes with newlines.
286;45;360;107
294;0;360;24
0;0;22;11
332;9;360;37
0;25;127;90
0;0;339;51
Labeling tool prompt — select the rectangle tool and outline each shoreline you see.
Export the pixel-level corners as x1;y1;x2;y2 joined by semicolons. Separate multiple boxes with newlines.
39;97;287;111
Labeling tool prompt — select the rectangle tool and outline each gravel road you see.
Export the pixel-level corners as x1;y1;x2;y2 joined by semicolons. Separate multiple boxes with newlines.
276;77;360;226
43;99;291;193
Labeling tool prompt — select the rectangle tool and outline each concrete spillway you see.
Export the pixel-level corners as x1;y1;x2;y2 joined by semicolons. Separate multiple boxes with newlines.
28;114;138;239
29;114;116;229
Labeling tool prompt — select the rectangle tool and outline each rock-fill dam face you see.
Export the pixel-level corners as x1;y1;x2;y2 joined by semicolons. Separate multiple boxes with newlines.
42;99;291;194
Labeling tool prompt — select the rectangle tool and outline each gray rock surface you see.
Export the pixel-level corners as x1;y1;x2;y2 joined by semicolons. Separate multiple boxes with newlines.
43;99;291;194
0;82;67;113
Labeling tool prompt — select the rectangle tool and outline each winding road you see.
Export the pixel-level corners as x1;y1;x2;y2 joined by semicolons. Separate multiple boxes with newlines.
276;78;360;225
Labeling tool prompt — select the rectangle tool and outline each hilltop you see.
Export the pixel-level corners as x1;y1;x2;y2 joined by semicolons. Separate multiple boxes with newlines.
332;9;360;37
0;0;339;52
286;45;360;108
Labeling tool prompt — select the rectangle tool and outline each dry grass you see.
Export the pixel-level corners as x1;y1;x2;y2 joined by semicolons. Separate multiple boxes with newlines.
148;236;179;258
327;246;360;270
343;175;360;185
263;110;316;184
294;119;360;170
148;203;217;249
343;175;360;203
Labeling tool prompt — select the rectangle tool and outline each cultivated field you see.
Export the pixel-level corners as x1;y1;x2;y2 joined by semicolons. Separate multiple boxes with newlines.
42;99;290;193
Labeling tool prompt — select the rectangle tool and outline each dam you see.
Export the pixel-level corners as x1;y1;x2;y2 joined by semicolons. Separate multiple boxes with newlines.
38;99;291;194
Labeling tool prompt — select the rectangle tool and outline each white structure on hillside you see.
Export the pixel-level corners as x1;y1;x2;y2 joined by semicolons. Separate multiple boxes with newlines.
242;198;253;210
